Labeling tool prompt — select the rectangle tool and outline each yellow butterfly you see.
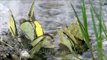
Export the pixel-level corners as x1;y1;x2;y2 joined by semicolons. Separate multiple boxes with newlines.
62;22;88;54
20;0;43;40
8;10;18;37
28;0;44;37
68;22;83;40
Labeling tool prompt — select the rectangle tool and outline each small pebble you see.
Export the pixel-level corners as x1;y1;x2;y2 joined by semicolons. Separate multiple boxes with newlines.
20;50;30;58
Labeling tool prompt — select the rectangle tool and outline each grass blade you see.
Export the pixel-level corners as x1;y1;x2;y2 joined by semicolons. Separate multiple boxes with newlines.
81;0;88;33
90;8;98;40
70;2;95;60
89;0;103;59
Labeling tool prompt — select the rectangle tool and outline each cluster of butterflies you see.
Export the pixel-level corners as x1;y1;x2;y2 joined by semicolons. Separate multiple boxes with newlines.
8;0;55;56
8;0;43;40
7;0;88;58
57;22;88;55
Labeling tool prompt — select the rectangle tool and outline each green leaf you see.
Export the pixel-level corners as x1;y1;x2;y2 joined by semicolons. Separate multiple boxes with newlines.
20;22;35;41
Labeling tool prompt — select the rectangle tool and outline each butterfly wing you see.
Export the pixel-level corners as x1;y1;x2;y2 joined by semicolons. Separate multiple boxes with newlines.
27;0;43;37
20;22;35;41
28;0;35;21
8;10;17;37
68;23;83;40
34;20;44;37
57;28;73;53
42;36;55;48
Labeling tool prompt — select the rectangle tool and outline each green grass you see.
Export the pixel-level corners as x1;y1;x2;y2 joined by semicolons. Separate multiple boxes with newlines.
71;0;107;60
